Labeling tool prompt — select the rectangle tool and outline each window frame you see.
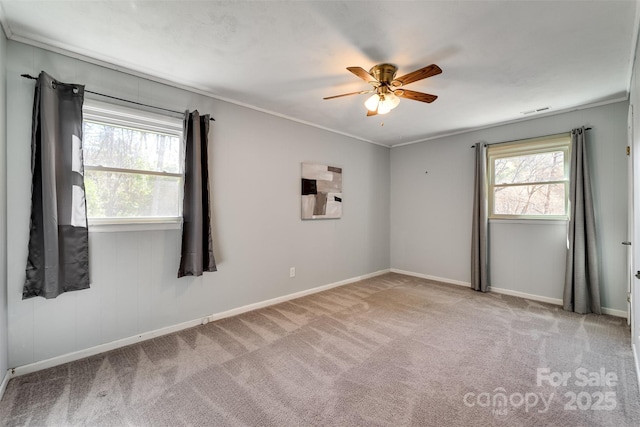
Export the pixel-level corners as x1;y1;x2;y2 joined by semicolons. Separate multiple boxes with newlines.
82;99;185;228
487;133;571;221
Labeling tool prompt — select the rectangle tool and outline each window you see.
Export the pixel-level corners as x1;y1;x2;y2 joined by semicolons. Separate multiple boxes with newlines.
487;134;571;220
82;100;184;224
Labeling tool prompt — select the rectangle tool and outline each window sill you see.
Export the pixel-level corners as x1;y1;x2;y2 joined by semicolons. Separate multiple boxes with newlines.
88;219;182;233
489;218;568;225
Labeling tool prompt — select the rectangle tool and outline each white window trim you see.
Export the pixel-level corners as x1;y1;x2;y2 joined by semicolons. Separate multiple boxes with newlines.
83;165;182;178
88;218;182;233
487;133;571;220
82;99;185;231
83;99;183;136
489;218;568;226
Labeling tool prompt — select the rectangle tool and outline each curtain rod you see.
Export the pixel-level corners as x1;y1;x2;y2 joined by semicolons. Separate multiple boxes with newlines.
20;74;215;121
470;128;592;148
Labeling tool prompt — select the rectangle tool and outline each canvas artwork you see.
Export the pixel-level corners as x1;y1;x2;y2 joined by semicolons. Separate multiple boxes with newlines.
301;163;342;219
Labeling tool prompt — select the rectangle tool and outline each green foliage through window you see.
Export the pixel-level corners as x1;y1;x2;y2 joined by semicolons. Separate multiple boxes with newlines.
82;101;183;221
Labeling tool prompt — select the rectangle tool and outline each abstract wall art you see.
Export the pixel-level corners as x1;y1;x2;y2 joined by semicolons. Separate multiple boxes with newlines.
301;163;342;219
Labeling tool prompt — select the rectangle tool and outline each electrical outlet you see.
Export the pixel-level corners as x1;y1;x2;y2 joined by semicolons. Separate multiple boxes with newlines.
289;267;296;278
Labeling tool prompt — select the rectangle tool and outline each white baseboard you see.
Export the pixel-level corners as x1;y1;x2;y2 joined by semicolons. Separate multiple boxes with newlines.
390;269;470;287
490;286;627;318
601;307;629;318
8;269;390;379
489;285;563;306
0;369;10;401
391;269;628;318
633;343;640;395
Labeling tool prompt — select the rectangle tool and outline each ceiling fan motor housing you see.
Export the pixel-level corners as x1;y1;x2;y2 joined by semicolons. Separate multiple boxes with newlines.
369;63;398;85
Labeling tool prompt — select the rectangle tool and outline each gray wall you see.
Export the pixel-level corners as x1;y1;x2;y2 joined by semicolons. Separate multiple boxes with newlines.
391;101;629;311
0;26;8;377
5;41;390;368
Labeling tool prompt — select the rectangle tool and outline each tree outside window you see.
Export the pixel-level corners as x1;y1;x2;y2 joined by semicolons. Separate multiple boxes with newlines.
487;135;571;220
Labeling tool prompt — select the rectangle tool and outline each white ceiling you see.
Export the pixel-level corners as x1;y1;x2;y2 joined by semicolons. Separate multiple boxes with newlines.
0;1;638;147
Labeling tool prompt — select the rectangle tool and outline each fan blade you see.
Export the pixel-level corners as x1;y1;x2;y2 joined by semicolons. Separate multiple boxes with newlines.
397;89;438;103
347;67;379;85
323;90;372;100
394;64;442;86
366;108;378;117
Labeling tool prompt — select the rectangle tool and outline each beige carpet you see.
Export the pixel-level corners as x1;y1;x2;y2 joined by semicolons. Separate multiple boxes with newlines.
1;272;639;426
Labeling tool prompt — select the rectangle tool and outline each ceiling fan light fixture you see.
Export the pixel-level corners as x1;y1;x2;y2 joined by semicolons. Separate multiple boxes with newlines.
385;92;400;109
377;98;392;115
365;94;380;111
364;92;401;114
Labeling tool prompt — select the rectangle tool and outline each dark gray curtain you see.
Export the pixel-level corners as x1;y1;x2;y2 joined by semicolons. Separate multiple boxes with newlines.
564;127;601;314
471;142;489;292
178;110;217;277
24;71;89;299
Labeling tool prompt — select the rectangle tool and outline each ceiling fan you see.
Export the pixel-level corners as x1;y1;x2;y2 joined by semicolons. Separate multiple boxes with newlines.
324;63;442;116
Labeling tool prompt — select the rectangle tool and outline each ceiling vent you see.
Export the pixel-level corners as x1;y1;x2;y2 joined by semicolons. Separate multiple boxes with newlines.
522;107;551;115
